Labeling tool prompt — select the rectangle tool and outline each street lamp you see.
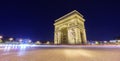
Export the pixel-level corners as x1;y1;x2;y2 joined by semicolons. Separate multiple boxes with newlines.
9;38;14;42
0;36;3;39
35;41;41;45
28;40;32;43
19;39;23;43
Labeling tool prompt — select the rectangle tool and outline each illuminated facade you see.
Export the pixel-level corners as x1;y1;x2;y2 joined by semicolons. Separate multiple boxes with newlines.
54;10;87;44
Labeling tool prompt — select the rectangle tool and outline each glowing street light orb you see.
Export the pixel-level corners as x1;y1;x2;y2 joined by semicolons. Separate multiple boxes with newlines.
9;38;14;41
46;41;50;44
0;36;3;39
35;41;41;45
28;40;32;43
19;39;23;42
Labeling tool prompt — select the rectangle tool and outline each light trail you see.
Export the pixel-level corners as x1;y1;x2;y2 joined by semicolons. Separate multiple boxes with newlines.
0;44;120;49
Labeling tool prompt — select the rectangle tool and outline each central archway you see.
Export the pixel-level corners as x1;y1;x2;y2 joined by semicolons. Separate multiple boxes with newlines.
60;27;68;44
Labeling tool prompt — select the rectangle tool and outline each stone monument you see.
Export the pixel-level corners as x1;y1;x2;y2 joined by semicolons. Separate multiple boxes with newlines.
54;10;87;44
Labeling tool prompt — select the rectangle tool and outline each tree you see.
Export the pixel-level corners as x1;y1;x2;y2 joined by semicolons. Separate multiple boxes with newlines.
35;41;41;45
0;39;2;43
115;36;120;40
46;41;50;44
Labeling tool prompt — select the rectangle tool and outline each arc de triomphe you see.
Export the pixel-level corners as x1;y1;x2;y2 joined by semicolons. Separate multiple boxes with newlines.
54;10;87;44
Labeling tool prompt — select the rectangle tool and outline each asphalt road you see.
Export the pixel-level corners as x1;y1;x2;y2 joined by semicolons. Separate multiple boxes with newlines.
0;45;120;61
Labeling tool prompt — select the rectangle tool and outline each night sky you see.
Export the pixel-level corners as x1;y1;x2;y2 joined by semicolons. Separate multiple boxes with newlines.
0;0;120;42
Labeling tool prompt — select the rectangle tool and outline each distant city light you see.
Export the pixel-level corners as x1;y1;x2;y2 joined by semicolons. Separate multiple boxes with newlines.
19;39;23;42
46;41;50;44
0;36;3;39
9;38;14;41
104;41;107;44
28;40;32;43
35;41;41;45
